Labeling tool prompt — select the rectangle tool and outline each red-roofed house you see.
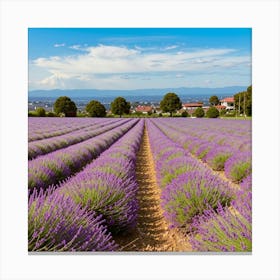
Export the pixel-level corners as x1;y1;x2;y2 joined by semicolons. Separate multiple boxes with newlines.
215;105;226;111
135;105;153;114
182;102;203;110
220;97;235;110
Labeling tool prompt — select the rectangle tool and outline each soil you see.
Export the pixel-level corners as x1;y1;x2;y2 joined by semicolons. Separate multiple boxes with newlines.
114;125;192;252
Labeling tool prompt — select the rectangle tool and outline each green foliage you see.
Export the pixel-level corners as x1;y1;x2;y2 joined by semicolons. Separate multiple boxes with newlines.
111;97;130;117
194;107;205;118
160;92;182;116
53;96;77;117
181;111;189;117
210;154;232;171
209;95;219;106
35;107;46;117
220;109;227;116
196;147;211;160
206;106;219;118
134;111;143;116
76;111;87;117
47;112;56;117
229;162;252;183
192;209;252;251
234;85;252;116
161;166;189;187
28;111;37;117
85;100;106;117
164;178;233;230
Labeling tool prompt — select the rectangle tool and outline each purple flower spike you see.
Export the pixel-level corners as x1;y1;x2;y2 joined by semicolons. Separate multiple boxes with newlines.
28;188;118;252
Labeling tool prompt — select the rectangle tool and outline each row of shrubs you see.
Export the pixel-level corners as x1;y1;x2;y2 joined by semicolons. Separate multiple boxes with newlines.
147;119;252;251
29;106;231;118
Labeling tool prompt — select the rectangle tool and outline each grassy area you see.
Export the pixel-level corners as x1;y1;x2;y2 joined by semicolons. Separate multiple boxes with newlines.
220;116;252;120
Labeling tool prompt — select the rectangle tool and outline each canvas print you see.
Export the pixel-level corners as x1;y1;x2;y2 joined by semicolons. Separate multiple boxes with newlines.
28;28;252;252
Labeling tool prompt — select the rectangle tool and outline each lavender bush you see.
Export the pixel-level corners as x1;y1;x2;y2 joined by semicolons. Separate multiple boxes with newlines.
190;175;252;252
161;170;233;230
151;119;251;183
28;119;138;191
28;188;118;252
28;117;101;142
28;119;126;159
60;172;138;233
146;120;234;233
205;145;233;171
159;156;202;187
57;120;144;233
224;151;252;182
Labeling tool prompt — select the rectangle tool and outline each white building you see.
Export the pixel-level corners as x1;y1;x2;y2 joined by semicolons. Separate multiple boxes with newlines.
220;97;235;110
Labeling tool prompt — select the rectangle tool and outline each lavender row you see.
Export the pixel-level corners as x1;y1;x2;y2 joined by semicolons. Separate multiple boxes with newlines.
28;119;139;191
28;117;105;142
157;118;251;144
155;118;251;152
146;120;234;232
28;120;144;251
56;120;144;234
28;118;128;159
28;188;118;252
152;119;251;183
190;176;252;252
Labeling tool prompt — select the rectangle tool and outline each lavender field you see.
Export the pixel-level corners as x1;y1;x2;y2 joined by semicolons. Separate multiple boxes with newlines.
28;117;252;252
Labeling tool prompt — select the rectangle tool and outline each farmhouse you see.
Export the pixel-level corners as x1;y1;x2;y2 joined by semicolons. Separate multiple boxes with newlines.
215;105;227;111
220;97;235;110
182;102;203;110
135;105;153;114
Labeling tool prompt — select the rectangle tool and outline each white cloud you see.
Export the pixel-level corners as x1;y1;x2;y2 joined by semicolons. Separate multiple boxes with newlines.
29;44;251;90
86;45;139;58
164;45;178;50
54;43;65;47
69;45;82;50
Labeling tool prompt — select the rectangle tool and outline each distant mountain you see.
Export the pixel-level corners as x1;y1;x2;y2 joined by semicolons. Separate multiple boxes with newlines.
28;86;246;99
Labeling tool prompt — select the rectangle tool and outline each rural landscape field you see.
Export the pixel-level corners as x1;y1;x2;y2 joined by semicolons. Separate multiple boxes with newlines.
28;28;252;253
28;115;252;252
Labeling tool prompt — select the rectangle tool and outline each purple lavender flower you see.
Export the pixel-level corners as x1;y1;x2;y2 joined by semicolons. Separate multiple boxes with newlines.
28;188;118;251
161;170;233;230
224;151;252;182
189;201;251;252
205;145;233;171
60;172;138;233
28;119;128;159
189;177;252;252
28;119;139;192
56;120;144;233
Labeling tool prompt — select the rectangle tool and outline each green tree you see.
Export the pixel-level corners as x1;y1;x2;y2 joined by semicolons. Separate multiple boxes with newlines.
53;96;77;117
220;109;227;116
35;107;46;117
85;100;106;117
234;85;252;116
206;107;220;118
111;97;130;117
209;95;219;106
160;92;182;117
194;107;205;118
47;112;56;117
181;111;189;117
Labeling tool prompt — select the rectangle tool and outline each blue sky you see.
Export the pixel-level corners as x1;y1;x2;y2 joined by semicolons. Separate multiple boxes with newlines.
28;28;251;90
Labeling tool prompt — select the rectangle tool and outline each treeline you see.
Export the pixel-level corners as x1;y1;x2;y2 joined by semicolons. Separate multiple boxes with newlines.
29;85;252;118
29;96;130;118
234;85;252;116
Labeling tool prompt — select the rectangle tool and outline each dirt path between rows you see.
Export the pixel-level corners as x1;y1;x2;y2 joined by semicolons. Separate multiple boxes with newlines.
114;125;192;252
